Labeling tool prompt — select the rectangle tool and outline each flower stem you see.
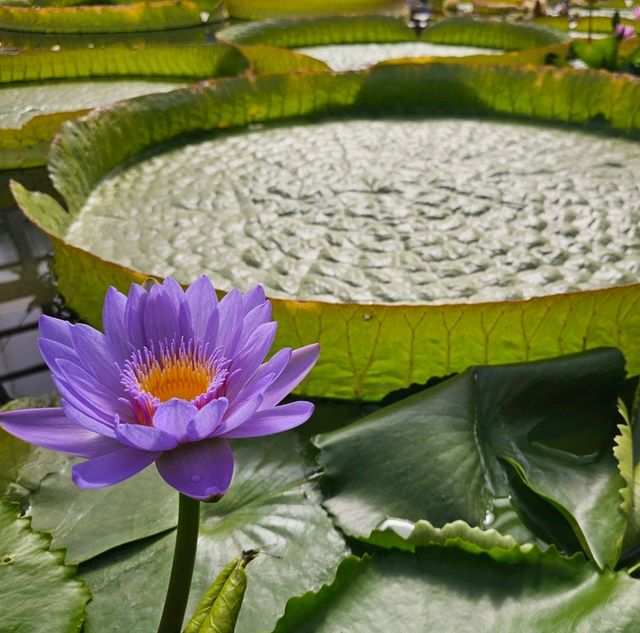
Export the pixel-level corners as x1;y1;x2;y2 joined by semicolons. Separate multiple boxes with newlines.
157;494;200;633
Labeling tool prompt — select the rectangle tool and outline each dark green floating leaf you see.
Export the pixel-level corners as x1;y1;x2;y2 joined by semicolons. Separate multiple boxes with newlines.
0;499;90;633
0;395;67;502
80;434;347;633
272;542;640;632
315;349;627;568
28;459;178;564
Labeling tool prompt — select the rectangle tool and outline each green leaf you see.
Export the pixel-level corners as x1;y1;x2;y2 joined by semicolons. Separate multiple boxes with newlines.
0;24;223;49
225;0;402;20
219;16;567;50
13;65;640;399
614;396;640;563
536;14;635;34
365;518;521;555
236;44;329;74
272;546;640;632
0;0;226;34
0;427;33;498
77;434;347;633
613;414;640;550
185;551;257;633
315;349;627;568
28;459;177;564
571;36;620;70
0;44;248;83
0;499;90;633
0;395;67;501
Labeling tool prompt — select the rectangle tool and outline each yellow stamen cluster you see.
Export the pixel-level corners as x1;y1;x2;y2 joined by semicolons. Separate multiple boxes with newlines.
139;354;213;402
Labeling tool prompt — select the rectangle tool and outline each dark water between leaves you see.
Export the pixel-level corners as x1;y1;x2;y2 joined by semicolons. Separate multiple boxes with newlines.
0;171;57;403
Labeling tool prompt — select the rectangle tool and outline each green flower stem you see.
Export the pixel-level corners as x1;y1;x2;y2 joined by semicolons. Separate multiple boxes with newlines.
157;494;201;633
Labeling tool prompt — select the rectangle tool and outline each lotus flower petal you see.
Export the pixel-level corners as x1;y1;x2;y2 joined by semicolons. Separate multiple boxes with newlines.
72;446;161;488
0;408;119;457
156;438;234;501
221;401;315;439
261;344;321;409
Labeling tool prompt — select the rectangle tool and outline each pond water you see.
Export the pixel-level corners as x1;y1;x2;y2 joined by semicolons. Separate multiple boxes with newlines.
294;42;501;71
0;201;55;402
70;117;640;305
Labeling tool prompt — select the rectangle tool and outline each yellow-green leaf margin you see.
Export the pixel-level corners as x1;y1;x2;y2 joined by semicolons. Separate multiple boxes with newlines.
224;0;403;21
0;0;225;33
218;15;568;50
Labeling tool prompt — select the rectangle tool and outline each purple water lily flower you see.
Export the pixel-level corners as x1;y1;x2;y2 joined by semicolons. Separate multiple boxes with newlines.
615;23;636;39
0;276;319;501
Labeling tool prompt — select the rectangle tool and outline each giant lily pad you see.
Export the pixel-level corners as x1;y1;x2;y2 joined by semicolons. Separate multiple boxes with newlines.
0;42;326;169
224;0;403;20
220;15;568;49
272;534;640;633
219;16;567;70
12;63;640;399
0;23;221;49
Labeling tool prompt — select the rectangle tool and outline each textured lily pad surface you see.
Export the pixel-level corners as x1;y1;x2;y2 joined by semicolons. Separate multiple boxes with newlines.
294;42;501;70
0;79;185;129
68;118;640;305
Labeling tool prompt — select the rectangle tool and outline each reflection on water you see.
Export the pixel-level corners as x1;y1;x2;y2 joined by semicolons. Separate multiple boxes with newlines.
0;201;56;403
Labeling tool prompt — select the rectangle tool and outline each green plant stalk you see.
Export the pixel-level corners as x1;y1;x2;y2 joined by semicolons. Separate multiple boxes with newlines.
157;494;201;633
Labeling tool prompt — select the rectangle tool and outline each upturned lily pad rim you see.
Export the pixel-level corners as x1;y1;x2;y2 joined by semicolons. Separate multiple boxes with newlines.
218;14;570;50
0;42;326;170
224;0;404;21
0;0;226;34
12;62;640;398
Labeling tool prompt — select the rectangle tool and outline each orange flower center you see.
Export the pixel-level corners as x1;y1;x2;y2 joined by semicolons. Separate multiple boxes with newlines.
138;355;213;402
121;340;231;426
